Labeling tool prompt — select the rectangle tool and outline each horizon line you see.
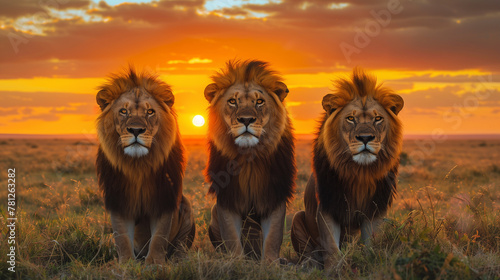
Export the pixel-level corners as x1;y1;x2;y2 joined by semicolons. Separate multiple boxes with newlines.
1;133;500;140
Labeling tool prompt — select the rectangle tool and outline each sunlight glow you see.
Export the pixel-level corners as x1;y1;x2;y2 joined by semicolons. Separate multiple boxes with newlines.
192;115;205;127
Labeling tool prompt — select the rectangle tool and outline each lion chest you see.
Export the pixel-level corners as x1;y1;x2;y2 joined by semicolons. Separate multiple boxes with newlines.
211;158;287;218
236;162;269;214
207;139;295;219
97;152;180;219
123;175;156;215
317;169;396;228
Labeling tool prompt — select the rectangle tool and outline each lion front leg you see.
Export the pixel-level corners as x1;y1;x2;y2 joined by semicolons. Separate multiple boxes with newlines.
261;202;286;263
134;218;151;258
212;204;244;256
110;213;136;264
360;216;383;245
316;208;341;271
145;212;174;265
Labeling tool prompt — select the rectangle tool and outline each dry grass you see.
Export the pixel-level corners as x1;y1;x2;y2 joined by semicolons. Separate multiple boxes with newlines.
0;137;499;279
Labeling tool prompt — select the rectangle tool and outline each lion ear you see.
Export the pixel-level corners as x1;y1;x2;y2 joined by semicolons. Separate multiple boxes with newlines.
162;88;175;107
322;94;341;114
204;83;218;102
389;94;404;115
273;81;289;101
96;89;111;111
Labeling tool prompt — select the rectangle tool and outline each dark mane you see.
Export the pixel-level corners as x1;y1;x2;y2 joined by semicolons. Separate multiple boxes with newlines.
312;68;403;229
204;60;296;219
95;67;185;220
206;127;296;218
313;146;398;227
210;59;284;100
96;135;185;219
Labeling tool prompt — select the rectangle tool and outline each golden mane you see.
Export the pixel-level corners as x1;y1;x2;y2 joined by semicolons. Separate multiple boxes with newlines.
96;68;174;110
206;60;285;104
96;68;179;174
96;67;185;219
206;60;291;158
323;67;404;118
313;68;404;220
204;60;296;218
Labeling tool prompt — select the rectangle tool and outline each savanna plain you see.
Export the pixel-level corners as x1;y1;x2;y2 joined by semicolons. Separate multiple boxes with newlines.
1;136;499;279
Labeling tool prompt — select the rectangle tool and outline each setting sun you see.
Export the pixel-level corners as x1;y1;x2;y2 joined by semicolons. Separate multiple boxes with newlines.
192;115;205;127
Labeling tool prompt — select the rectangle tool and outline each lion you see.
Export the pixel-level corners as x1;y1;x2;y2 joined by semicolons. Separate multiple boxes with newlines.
95;67;195;265
290;68;404;270
204;60;296;262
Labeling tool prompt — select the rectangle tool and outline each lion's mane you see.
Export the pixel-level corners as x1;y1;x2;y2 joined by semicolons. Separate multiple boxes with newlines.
311;69;403;227
205;60;296;218
96;68;185;219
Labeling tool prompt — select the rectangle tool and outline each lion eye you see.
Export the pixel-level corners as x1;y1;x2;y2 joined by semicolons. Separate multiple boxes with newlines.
375;116;383;122
119;108;127;115
147;109;155;115
228;98;236;105
256;99;264;105
346;116;355;122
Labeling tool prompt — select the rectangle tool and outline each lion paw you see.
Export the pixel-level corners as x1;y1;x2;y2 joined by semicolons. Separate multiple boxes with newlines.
145;255;166;266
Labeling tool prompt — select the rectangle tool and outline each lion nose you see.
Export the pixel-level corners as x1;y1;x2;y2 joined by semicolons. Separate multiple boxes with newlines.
356;135;375;145
237;117;256;127
127;128;146;137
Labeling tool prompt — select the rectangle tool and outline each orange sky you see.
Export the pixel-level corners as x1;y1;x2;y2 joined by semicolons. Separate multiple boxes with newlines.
1;0;499;136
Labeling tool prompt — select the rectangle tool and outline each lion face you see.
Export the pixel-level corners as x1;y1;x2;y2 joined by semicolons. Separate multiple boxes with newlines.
336;97;391;165
320;70;404;168
217;83;273;148
96;69;178;167
111;90;161;157
204;60;290;154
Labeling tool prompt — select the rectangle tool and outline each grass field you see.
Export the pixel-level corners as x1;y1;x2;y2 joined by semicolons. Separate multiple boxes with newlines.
1;137;499;279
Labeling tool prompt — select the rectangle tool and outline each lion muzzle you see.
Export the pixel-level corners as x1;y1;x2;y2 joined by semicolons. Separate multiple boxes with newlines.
237;117;256;127
124;143;149;157
234;131;259;147
123;127;149;157
355;135;375;145
234;114;260;148
352;133;378;165
127;127;146;137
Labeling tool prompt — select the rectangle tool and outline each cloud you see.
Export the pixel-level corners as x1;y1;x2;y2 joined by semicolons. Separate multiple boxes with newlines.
0;0;499;80
401;86;500;110
11;113;60;122
287;87;329;102
0;91;94;108
0;108;18;116
88;1;201;23
383;82;414;92
288;102;323;120
0;91;96;123
285;87;328;120
243;0;500;29
402;107;442;116
0;0;91;19
50;104;95;115
167;57;213;64
389;73;500;84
